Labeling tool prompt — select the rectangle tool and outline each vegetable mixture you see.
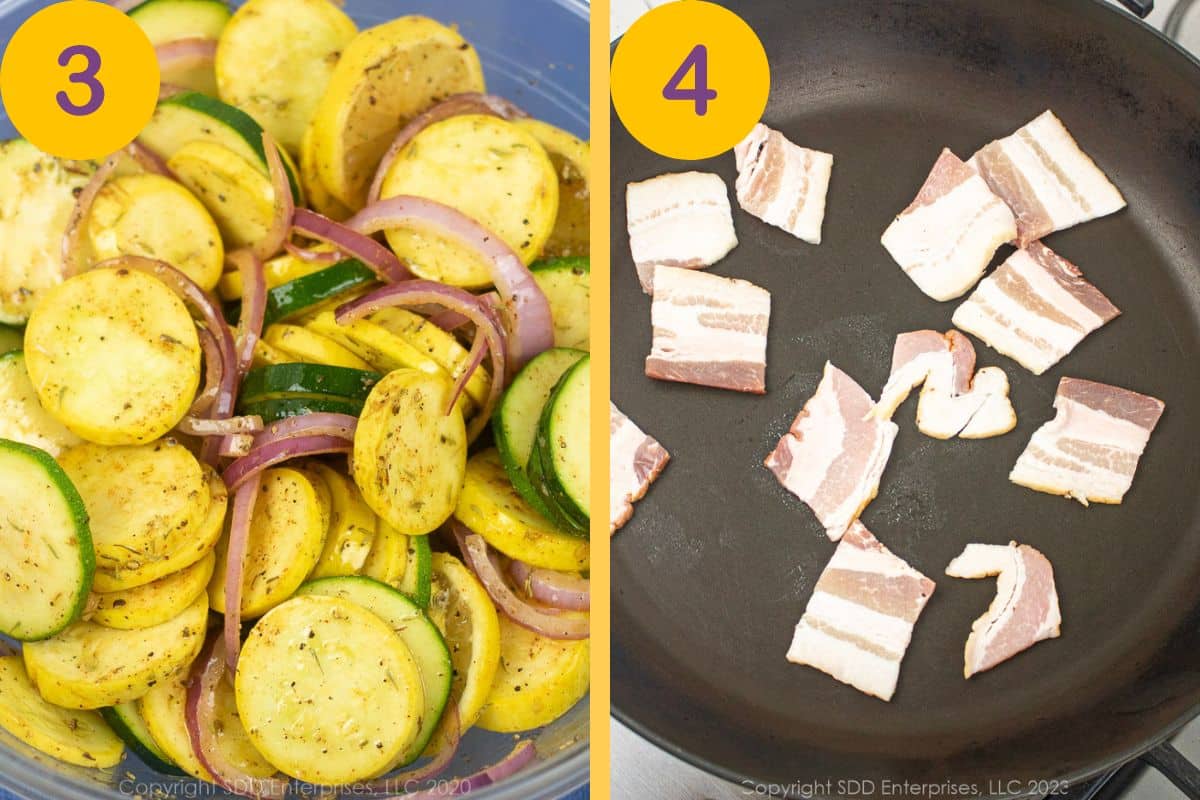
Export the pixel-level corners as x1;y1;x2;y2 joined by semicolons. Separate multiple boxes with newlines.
0;0;591;795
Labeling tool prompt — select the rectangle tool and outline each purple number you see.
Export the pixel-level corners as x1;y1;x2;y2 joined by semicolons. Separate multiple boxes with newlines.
662;44;717;116
56;44;104;117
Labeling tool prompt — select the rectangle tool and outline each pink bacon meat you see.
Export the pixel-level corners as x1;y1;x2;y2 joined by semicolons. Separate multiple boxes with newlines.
786;520;935;701
734;123;833;245
645;265;771;394
945;541;1061;677
952;241;1120;375
625;171;738;294
1010;377;1164;505
609;403;670;535
969;110;1126;248
881;148;1017;301
765;362;897;540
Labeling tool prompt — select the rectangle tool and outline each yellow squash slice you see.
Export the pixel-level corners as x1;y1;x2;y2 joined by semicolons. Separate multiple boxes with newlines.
477;614;589;732
92;551;215;630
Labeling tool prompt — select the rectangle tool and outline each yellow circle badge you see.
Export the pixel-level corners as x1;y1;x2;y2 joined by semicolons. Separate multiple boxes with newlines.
611;0;770;161
1;1;159;160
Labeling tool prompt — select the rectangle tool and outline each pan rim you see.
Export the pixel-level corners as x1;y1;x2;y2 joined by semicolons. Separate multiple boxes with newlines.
609;0;1200;791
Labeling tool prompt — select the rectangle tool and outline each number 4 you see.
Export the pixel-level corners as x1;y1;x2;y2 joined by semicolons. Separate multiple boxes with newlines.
662;45;717;116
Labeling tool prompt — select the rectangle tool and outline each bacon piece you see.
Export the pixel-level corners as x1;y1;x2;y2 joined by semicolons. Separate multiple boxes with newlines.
765;363;897;540
880;148;1017;301
609;403;670;535
625;171;738;293
645;265;770;394
786;521;935;701
733;123;833;245
951;241;1120;375
969;110;1126;247
945;541;1061;677
875;329;1016;439
1010;377;1164;505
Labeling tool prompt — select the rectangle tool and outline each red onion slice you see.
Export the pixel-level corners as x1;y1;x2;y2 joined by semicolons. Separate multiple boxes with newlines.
185;634;288;799
453;522;589;640
254;412;358;446
346;196;553;371
190;327;222;418
155;37;216;76
284;241;341;263
219;433;255;459
337;283;507;442
221;433;353;493
508;559;590;611
366;93;528;205
293;208;411;283
106;0;140;11
62;152;120;278
126;140;173;178
176;414;263;437
446;740;537;796
222;475;260;672
228;250;266;377
253;132;294;262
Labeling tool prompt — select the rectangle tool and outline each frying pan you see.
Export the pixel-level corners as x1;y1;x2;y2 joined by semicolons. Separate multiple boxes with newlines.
610;1;1200;796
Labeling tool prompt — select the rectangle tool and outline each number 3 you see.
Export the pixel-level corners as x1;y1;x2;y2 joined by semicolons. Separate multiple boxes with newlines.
662;44;717;116
56;44;104;117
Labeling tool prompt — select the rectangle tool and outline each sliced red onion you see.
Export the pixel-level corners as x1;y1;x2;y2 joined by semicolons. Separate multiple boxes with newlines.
126;140;173;178
190;326;222;417
346;196;553;371
337;283;507;442
254;412;358;447
366;93;528;205
228;250;265;377
106;0;140;11
219;433;255;458
284;240;341;263
445;740;537;796
0;641;16;657
155;38;216;76
453;522;588;640
158;83;186;101
293;208;410;283
186;634;288;799
253;132;294;262
221;433;353;493
176;414;263;437
221;474;259;672
445;329;489;415
508;559;590;611
62;152;120;277
357;707;461;796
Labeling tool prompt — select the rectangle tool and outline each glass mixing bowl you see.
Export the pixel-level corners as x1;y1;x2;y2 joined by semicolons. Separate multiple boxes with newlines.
0;0;589;797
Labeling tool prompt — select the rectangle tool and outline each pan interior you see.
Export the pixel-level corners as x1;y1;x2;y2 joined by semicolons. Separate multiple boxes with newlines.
611;0;1200;790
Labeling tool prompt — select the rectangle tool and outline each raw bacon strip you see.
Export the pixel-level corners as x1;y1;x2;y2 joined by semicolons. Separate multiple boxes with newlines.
945;542;1061;677
969;110;1126;247
875;330;1016;439
951;241;1120;375
609;403;670;535
786;521;935;701
645;265;770;394
1010;377;1164;505
765;362;897;540
880;148;1017;301
734;123;833;245
626;171;738;293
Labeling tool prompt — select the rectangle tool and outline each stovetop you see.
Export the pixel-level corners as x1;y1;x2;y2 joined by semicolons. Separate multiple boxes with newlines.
608;1;1200;798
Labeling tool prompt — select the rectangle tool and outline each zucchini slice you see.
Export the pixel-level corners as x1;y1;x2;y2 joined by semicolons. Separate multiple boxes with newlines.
209;467;325;617
127;0;231;44
0;351;83;457
0;656;124;768
398;533;432;609
24;268;202;446
0;324;21;354
239;396;364;423
528;355;590;532
167;140;276;250
353;369;467;535
0;140;96;325
87;174;224;292
515;119;590;260
235;595;423;784
92;551;214;631
361;517;408;587
455;449;588;572
138;91;302;201
296;576;451;766
215;0;357;153
309;16;485;209
240;362;381;405
23;593;208;709
532;257;590;351
218;246;332;301
263;323;374;370
494;347;587;520
308;463;376;578
58;440;210;592
139;675;212;781
99;702;185;776
0;439;93;640
477;614;589;733
262;259;376;326
379;115;558;287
